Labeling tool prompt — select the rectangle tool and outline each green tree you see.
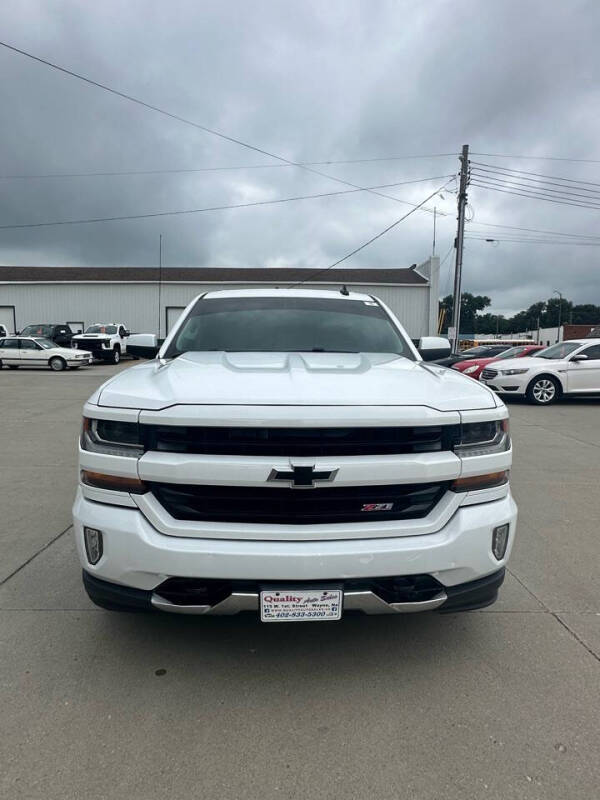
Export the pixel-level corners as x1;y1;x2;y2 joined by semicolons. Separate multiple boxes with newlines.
438;293;491;334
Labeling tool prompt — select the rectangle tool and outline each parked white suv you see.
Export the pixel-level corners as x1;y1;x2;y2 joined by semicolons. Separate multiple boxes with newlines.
480;339;600;404
73;289;516;620
71;323;130;364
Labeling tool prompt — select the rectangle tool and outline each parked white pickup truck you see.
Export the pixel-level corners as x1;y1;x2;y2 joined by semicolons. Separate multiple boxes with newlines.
71;323;130;364
73;289;516;620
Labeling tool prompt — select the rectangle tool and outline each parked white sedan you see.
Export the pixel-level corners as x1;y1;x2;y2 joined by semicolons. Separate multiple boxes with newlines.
0;336;92;371
480;339;600;405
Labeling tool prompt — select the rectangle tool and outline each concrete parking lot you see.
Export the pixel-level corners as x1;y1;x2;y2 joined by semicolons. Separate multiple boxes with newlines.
1;363;599;800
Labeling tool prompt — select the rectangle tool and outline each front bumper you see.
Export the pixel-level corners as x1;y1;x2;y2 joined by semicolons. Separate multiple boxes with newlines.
481;374;528;395
82;567;506;615
73;488;517;614
67;357;92;367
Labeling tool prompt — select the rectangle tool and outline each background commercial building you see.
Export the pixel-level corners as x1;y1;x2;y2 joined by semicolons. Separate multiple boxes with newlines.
0;258;440;339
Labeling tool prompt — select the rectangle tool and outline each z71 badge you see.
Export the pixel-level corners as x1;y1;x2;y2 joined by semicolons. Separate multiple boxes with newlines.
361;503;394;512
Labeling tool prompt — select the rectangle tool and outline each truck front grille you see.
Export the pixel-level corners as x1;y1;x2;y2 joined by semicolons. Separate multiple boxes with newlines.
141;425;460;456
148;481;449;524
73;339;108;352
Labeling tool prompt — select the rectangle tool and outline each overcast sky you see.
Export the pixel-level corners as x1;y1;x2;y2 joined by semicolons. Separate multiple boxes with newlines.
0;0;599;315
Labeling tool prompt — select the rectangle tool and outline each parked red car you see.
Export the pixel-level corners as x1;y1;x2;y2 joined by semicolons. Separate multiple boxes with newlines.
451;344;545;379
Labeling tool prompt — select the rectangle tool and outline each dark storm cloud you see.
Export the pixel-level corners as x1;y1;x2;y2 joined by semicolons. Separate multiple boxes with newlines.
0;0;599;313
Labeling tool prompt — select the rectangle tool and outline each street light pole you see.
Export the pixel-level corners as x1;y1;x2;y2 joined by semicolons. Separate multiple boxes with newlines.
553;289;562;343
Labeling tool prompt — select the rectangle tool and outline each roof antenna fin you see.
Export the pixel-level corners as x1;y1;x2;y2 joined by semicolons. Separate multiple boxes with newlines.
340;285;349;296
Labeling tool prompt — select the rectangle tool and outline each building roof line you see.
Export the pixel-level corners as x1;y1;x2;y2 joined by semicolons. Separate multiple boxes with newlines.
0;266;429;285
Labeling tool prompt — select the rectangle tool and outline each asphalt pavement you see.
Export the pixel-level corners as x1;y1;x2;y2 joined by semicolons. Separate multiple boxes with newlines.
1;362;599;800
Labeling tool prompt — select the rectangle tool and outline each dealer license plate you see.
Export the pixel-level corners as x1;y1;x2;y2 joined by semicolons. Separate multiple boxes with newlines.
260;588;342;622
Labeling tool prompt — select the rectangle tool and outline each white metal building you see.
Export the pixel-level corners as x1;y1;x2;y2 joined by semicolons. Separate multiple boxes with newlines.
0;258;440;339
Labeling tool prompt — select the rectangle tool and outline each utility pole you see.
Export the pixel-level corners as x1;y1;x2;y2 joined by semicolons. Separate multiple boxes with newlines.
553;289;562;343
432;206;437;256
450;144;469;352
158;234;163;339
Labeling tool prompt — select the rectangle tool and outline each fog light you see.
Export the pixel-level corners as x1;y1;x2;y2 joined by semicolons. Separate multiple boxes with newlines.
492;524;509;560
84;527;103;565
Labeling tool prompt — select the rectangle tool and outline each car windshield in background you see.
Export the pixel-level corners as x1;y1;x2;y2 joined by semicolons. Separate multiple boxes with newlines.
21;325;53;337
85;325;117;334
34;338;55;349
165;296;413;358
494;346;528;360
461;346;494;356
537;342;582;359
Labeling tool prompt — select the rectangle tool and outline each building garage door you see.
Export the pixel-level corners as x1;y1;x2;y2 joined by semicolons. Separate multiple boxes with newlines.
166;307;185;334
0;306;16;335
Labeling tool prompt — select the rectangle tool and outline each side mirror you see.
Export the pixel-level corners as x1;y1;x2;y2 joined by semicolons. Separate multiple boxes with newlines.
418;336;451;361
123;330;130;337
127;333;160;359
571;353;588;362
15;330;21;336
77;329;82;334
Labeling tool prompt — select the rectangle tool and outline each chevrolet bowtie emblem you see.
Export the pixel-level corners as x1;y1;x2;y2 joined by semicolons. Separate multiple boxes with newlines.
267;465;338;489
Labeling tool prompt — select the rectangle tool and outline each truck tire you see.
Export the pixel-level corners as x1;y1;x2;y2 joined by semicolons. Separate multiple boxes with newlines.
49;356;66;372
110;346;121;365
526;375;561;405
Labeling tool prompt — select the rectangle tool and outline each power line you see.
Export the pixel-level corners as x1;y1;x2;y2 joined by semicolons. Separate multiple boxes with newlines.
471;178;600;208
0;174;453;231
290;179;454;287
467;220;600;240
0;156;460;180
0;39;454;218
470;172;600;202
471;168;600;199
471;161;600;189
465;235;600;246
470;151;600;165
470;180;600;210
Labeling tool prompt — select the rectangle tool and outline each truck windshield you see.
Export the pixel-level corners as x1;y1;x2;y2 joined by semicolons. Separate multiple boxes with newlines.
165;296;413;358
21;324;53;337
85;325;117;334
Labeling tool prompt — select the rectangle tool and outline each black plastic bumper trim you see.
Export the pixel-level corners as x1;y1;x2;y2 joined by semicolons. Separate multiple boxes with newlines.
438;568;505;613
83;570;152;611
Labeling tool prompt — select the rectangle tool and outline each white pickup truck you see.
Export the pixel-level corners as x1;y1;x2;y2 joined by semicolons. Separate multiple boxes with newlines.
71;323;130;364
73;289;516;620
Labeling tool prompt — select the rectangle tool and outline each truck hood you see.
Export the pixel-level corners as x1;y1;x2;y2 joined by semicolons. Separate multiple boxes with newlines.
73;333;110;340
96;351;498;412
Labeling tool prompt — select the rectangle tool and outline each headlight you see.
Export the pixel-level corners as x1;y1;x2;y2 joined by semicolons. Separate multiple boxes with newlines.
463;365;479;375
81;417;143;457
454;419;510;456
500;368;529;376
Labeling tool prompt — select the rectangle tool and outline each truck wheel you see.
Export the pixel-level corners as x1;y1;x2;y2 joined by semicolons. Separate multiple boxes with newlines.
526;375;560;405
110;346;121;364
49;356;66;372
